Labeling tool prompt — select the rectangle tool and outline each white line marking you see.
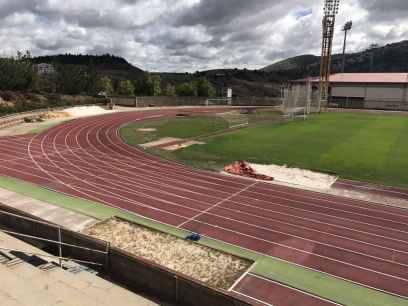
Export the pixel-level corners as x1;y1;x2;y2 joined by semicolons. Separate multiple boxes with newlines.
177;182;258;228
231;290;275;306
228;262;257;292
248;274;344;305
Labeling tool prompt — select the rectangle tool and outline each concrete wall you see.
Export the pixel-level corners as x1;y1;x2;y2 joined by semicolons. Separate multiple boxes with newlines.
332;85;365;98
111;96;207;107
366;86;404;101
111;95;281;108
330;83;408;110
0;204;250;306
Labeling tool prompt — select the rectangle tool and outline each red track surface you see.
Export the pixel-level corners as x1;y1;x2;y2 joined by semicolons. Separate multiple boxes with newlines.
0;108;408;306
334;178;408;201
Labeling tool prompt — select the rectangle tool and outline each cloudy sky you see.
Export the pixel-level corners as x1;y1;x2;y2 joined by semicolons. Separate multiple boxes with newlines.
0;0;407;72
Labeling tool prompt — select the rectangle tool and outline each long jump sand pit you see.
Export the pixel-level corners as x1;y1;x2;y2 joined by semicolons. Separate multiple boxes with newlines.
83;217;252;290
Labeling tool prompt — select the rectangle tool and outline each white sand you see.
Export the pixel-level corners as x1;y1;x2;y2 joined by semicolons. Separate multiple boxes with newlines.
83;218;251;289
163;140;205;151
63;106;116;118
141;137;182;148
249;163;338;190
138;128;157;132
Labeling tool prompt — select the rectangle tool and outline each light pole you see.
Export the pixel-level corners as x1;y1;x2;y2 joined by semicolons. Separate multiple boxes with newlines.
341;21;352;73
319;0;341;112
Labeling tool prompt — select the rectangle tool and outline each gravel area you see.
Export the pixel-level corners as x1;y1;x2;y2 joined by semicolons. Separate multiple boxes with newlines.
83;218;252;290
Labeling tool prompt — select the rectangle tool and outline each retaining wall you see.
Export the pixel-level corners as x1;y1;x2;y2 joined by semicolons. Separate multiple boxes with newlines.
0;204;251;306
112;95;281;107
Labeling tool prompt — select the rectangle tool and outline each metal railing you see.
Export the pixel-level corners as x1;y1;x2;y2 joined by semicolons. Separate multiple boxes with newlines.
0;209;109;269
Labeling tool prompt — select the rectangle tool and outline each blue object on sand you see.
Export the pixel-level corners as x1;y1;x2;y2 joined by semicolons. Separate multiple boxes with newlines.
185;232;201;241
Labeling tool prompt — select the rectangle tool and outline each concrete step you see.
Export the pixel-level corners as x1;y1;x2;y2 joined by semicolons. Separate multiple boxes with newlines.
0;264;62;306
48;263;158;306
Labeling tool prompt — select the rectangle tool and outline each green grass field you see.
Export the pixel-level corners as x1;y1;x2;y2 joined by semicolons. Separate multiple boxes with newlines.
0;175;405;306
142;112;408;188
119;115;229;146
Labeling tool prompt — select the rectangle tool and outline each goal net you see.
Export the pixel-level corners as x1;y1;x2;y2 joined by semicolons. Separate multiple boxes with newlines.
217;111;249;129
205;98;232;106
282;82;320;120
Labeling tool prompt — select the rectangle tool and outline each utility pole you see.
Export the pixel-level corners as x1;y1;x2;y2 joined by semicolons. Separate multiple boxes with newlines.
319;0;340;112
341;21;352;73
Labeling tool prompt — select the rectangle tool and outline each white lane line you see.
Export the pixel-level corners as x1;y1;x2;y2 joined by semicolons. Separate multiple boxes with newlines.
247;273;344;306
1;160;408;299
228;262;257;292
7;115;408;256
231;290;274;306
67;122;408;226
0;147;84;163
5;158;408;267
88;118;408;220
86;125;408;226
241;188;408;226
10;116;408;270
177;182;258;228
336;179;408;198
22;147;408;254
250;182;408;217
7;111;408;298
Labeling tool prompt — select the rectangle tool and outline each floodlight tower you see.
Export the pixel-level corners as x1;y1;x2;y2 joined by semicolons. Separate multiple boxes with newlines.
319;0;340;112
341;21;353;73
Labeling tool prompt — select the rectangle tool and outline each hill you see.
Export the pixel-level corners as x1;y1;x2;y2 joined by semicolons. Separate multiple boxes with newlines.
262;40;408;79
32;54;144;81
158;69;282;97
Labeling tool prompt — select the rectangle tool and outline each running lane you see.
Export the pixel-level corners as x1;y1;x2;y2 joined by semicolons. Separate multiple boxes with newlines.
0;108;407;305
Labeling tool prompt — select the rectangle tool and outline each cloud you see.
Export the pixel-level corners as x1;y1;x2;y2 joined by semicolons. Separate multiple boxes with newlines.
0;0;406;72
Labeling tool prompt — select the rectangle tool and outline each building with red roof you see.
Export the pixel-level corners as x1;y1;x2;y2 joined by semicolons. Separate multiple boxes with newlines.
296;73;408;110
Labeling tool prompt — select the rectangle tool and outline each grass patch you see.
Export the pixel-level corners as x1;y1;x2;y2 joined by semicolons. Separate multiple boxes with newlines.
0;175;405;305
119;115;229;146
138;112;408;188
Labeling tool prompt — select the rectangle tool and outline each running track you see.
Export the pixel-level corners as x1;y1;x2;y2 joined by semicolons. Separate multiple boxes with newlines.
0;108;408;306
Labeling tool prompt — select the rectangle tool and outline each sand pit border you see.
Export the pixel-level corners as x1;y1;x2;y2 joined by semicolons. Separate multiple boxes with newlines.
83;217;253;290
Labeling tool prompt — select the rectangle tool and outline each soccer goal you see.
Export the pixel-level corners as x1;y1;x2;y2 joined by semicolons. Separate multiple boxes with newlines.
282;81;320;120
206;87;233;106
205;98;232;106
217;111;249;129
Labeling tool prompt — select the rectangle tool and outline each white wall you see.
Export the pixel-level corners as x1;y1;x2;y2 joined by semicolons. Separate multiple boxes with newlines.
331;86;365;98
366;86;404;101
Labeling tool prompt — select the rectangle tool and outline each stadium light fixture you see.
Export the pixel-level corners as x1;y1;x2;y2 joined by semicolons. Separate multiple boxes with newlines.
319;0;341;112
341;21;353;73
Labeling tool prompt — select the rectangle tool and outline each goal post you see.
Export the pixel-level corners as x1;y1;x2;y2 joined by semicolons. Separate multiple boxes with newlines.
205;98;232;106
205;87;233;106
217;111;249;129
282;81;320;120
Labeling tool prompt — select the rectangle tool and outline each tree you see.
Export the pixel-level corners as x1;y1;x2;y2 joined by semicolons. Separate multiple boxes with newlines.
175;82;197;96
163;83;176;96
195;77;216;97
0;51;35;91
54;64;89;95
86;60;98;95
150;75;162;96
117;80;135;96
33;73;57;93
97;76;114;95
135;73;161;96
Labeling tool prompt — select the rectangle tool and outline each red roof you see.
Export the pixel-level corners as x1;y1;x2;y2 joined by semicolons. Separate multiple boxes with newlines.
329;73;408;83
297;73;408;84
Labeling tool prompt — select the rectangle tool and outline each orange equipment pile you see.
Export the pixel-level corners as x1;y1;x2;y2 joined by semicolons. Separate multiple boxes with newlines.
224;161;274;181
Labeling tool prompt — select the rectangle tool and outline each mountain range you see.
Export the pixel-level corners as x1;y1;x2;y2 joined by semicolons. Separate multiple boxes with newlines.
32;40;408;97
